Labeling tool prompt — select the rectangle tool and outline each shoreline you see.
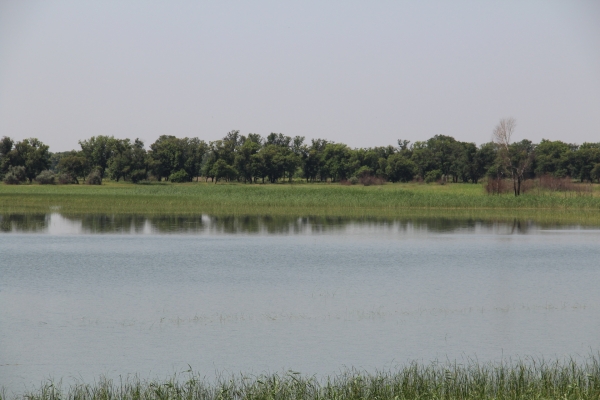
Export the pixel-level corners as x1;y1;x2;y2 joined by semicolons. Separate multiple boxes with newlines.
1;182;599;224
4;356;600;400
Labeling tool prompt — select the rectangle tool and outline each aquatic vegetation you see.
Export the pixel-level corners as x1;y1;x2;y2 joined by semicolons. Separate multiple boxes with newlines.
6;356;600;400
1;182;599;219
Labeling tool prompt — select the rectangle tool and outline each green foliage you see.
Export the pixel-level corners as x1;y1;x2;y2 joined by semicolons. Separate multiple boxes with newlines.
591;163;600;183
35;170;56;185
85;170;102;185
79;135;118;178
57;151;88;183
3;165;27;184
150;135;205;181
57;173;77;185
0;136;15;179
0;138;51;183
105;138;149;182
12;356;600;400
260;144;286;183
1;132;600;187
353;165;373;178
130;169;148;184
348;176;359;185
534;139;574;177
168;169;189;183
424;169;442;183
385;154;417;182
322;143;352;182
473;142;497;182
574;144;600;182
210;160;238;183
234;139;261;183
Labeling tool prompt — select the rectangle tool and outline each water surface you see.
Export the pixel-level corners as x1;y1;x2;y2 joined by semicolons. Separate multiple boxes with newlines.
1;213;599;393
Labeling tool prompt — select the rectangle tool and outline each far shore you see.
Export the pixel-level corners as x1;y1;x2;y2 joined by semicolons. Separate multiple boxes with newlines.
1;181;599;225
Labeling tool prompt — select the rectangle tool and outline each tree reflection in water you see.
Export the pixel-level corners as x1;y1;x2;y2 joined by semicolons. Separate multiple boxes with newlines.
0;213;583;235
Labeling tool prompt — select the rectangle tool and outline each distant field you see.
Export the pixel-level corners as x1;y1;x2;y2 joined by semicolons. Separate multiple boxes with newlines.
1;181;599;223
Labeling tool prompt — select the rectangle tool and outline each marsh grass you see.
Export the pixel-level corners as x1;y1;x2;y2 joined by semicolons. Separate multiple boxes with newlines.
6;356;600;400
1;182;599;221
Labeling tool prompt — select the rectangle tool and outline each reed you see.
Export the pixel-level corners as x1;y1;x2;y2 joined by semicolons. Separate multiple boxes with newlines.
5;356;600;400
1;182;599;221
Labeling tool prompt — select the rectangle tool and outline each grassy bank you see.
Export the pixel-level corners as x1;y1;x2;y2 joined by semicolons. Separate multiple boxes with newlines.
5;357;600;400
1;182;599;223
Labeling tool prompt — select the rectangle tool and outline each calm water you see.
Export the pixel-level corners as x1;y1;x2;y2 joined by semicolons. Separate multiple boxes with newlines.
1;213;600;393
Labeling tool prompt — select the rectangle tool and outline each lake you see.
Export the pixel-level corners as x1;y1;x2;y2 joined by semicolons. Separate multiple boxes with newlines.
1;213;600;394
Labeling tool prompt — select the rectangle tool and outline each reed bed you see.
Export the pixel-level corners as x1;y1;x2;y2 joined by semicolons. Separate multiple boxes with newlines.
1;182;599;219
5;357;600;400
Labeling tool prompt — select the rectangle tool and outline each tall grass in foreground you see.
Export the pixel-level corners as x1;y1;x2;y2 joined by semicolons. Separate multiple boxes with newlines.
6;357;600;400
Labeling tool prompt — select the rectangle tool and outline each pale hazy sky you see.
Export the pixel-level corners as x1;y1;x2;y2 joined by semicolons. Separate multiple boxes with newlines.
1;1;599;152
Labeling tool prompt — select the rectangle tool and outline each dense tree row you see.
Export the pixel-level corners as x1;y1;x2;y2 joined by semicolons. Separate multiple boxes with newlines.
2;129;600;187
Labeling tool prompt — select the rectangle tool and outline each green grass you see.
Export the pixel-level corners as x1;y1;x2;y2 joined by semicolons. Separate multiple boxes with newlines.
5;357;600;400
1;182;599;224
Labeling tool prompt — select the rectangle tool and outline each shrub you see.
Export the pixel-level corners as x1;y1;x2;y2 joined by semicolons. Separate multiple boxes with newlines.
58;173;77;184
537;175;591;195
3;166;27;184
359;174;385;186
520;179;535;193
485;177;511;194
169;169;189;183
85;170;102;185
339;176;360;186
538;175;576;192
424;169;442;184
353;166;373;179
130;169;147;184
35;170;56;184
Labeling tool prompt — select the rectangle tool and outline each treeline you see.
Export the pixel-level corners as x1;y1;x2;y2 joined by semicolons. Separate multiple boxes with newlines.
1;131;600;186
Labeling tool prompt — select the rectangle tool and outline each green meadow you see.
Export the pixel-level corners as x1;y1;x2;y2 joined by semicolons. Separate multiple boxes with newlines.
1;181;599;224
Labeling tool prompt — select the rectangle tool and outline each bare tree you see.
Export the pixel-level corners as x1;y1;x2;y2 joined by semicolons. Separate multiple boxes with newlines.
492;118;534;196
492;118;516;150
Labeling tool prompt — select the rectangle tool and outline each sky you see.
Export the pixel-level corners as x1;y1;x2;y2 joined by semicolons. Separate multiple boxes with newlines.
1;1;599;152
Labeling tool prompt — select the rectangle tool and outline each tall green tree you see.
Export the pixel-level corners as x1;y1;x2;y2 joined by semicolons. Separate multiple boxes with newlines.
5;138;51;182
534;139;575;178
572;143;600;182
322;143;351;182
79;136;119;178
0;136;15;178
234;139;261;183
107;139;134;182
149;135;182;180
385;153;417;182
302;139;327;182
57;151;89;183
149;135;204;181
